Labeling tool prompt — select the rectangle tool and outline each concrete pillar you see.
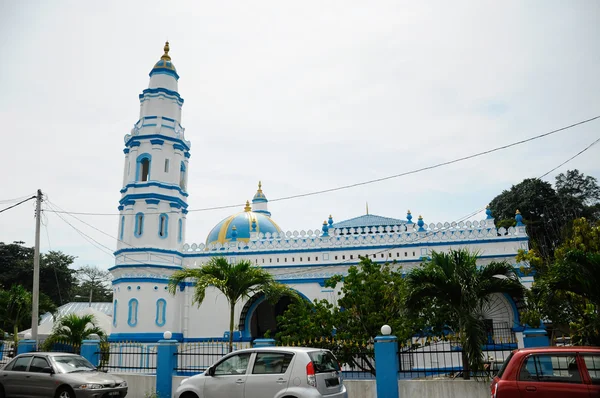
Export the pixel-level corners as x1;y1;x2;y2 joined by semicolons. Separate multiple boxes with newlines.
156;332;178;398
17;339;37;355
374;325;399;398
523;327;549;348
253;338;276;347
80;339;101;366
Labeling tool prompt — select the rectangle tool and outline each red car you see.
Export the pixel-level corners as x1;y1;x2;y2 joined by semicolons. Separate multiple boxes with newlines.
491;347;600;397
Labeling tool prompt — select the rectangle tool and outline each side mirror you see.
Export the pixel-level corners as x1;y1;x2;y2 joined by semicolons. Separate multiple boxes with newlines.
207;367;215;377
42;367;54;374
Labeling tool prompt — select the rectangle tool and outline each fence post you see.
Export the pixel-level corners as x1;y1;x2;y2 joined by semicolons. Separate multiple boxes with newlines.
80;338;101;366
17;333;36;355
523;325;549;348
156;331;178;398
374;325;399;398
253;338;275;347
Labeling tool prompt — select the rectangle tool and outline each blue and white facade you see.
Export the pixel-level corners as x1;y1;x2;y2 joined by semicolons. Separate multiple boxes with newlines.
109;43;532;343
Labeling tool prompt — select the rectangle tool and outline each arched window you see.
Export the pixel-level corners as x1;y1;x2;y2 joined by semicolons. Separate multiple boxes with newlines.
136;153;152;182
134;213;144;237
119;216;125;241
179;161;186;190
113;300;118;327
158;213;168;238
178;219;183;243
155;299;166;327
128;298;138;327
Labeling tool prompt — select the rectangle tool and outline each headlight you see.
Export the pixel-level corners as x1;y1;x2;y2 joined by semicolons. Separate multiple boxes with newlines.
180;378;189;385
80;384;103;389
119;381;128;387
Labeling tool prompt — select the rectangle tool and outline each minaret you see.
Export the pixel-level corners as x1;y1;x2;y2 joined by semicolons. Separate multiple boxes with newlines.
110;42;190;341
251;181;271;217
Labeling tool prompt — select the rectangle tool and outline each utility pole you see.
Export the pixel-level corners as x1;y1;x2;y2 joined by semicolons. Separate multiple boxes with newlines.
88;287;93;307
31;189;42;345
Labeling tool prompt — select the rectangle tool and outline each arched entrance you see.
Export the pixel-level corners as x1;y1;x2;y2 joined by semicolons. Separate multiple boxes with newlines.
239;291;309;339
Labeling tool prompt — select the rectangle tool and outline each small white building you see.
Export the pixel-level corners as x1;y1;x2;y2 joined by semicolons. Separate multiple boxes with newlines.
109;43;531;343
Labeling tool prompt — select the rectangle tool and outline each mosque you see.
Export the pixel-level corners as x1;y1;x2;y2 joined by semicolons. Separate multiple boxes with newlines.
108;43;532;343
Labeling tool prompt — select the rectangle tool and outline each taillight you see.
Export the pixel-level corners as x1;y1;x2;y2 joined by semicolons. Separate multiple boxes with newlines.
306;361;316;387
491;382;499;398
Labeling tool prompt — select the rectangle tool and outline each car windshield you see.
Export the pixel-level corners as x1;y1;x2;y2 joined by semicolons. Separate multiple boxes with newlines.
52;356;96;373
496;352;514;378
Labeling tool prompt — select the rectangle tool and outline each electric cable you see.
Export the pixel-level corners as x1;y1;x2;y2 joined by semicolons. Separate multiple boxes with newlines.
0;196;36;214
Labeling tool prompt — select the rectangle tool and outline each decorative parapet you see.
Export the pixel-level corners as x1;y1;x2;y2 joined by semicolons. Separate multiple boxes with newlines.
183;218;525;254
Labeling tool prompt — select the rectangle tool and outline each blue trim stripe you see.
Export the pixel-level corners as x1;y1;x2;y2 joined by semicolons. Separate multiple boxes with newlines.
108;264;183;271
148;68;180;81
155;298;167;327
127;298;139;327
140;87;183;103
120;182;189;197
120;193;188;209
126;134;190;151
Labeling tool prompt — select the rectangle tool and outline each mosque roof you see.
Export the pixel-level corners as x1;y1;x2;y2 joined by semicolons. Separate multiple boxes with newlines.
39;302;113;325
150;41;179;79
330;213;406;229
206;201;282;246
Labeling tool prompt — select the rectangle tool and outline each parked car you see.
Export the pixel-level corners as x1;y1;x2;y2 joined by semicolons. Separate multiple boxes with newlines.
0;352;128;398
174;346;348;398
490;346;600;398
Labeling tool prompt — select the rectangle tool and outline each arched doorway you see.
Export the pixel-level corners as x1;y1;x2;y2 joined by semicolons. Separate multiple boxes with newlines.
239;291;309;339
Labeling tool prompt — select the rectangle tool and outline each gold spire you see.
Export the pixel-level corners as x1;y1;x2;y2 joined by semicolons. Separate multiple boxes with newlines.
244;200;252;212
161;41;171;61
407;210;411;214
257;181;263;193
516;209;521;214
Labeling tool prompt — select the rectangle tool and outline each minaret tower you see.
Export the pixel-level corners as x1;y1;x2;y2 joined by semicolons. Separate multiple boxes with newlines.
110;42;190;341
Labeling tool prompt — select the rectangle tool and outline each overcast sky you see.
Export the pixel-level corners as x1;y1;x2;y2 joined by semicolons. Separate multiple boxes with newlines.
1;0;599;270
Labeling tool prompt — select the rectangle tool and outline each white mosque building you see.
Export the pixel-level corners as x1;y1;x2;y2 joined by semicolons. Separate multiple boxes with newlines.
108;43;532;343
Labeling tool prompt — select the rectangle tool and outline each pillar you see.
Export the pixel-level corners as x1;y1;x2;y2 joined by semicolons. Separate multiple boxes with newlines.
253;338;275;347
80;339;101;366
17;339;37;355
156;332;178;398
374;325;399;398
523;326;549;348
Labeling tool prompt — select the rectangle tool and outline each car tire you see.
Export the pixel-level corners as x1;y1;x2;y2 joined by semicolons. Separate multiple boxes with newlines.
0;383;5;398
180;393;199;398
55;386;75;398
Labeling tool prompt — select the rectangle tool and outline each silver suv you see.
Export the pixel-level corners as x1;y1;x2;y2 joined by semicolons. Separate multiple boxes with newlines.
174;346;348;398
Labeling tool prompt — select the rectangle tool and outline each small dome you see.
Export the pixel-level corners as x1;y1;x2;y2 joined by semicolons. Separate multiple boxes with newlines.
252;181;267;203
149;41;179;79
206;203;282;247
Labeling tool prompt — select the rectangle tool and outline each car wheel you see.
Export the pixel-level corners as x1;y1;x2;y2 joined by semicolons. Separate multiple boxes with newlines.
0;384;5;398
55;386;75;398
180;392;199;398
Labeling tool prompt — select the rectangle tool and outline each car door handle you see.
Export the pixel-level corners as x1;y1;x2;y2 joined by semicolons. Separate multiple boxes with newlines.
276;378;286;384
236;379;245;384
525;386;537;392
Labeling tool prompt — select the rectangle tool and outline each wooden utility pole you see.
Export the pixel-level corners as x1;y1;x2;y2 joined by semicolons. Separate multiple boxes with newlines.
31;189;42;344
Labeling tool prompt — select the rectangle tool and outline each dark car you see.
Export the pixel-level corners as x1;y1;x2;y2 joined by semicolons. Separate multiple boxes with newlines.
491;347;600;397
0;352;127;398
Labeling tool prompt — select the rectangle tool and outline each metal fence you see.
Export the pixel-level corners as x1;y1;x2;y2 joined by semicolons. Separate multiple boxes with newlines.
398;323;517;379
0;341;16;367
96;342;157;374
175;341;252;376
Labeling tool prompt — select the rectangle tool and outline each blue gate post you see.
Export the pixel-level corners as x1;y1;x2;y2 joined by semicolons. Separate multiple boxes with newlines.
156;331;178;398
374;325;399;398
253;339;275;347
17;333;36;355
80;337;101;366
523;325;550;348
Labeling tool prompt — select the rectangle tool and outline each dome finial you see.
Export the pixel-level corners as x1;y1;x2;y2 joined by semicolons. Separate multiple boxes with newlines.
257;180;263;193
161;41;171;61
244;200;252;212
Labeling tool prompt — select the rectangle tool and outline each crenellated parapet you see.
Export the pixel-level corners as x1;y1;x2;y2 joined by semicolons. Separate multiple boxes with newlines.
183;217;526;253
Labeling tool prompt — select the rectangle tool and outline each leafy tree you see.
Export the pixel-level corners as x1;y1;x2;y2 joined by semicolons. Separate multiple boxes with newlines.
276;257;420;375
169;257;299;352
0;284;56;342
555;169;600;219
43;313;105;353
0;242;77;306
71;265;113;303
406;249;524;379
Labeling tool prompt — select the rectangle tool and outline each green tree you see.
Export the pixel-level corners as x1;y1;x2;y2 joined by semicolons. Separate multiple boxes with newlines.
0;284;56;342
406;249;524;379
72;265;113;303
43;313;105;352
555;169;600;220
169;257;299;352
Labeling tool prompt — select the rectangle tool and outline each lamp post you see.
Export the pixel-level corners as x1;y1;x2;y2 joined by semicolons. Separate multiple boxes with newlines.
75;288;92;307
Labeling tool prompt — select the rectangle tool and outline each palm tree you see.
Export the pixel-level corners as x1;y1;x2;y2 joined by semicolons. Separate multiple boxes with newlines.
406;249;524;379
43;313;105;353
169;257;299;352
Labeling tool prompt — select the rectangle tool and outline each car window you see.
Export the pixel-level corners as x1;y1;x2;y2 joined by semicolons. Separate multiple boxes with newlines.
519;354;581;384
53;355;95;373
252;353;294;375
582;355;600;385
11;356;32;372
29;357;50;373
308;351;340;373
2;358;17;371
214;353;251;376
496;352;514;378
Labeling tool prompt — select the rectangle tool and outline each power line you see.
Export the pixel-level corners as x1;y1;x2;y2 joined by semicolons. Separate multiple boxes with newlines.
538;136;600;179
0;193;36;204
43;115;600;217
0;196;36;214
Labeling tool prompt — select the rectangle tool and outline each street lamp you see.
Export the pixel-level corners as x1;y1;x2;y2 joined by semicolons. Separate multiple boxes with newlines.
75;288;92;307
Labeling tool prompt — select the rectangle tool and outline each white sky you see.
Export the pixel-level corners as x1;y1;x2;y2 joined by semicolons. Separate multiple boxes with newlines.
1;0;599;270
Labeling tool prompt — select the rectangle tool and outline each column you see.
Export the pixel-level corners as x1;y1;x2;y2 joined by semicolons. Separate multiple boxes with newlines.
156;331;178;398
374;325;399;398
80;339;101;367
253;339;275;347
523;326;549;348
